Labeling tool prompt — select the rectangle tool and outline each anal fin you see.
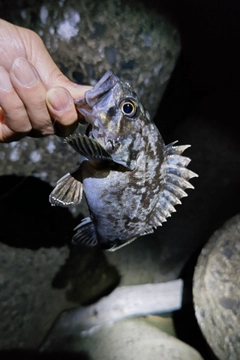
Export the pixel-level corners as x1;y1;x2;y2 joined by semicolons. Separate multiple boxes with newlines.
72;217;98;247
107;236;137;252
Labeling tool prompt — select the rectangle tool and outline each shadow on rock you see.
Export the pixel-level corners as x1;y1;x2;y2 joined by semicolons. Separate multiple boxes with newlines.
0;175;77;249
52;245;121;305
0;350;90;360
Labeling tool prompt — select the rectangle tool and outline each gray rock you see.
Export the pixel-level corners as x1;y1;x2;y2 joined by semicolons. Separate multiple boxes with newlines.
41;317;203;360
0;242;120;349
193;214;240;360
0;135;87;216
0;243;71;349
40;279;183;351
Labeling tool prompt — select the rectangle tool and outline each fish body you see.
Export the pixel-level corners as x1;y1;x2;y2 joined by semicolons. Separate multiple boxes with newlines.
49;71;197;251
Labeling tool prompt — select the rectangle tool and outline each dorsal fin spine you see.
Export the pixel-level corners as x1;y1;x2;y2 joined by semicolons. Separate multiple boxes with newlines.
149;143;198;228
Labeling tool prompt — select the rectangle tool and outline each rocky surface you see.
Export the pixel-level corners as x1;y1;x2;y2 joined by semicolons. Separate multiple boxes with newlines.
41;318;204;360
193;214;240;360
40;280;183;348
0;133;87;217
0;241;120;349
0;243;71;349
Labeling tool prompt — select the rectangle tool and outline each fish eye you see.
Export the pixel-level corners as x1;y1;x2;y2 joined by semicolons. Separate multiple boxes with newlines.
120;99;137;118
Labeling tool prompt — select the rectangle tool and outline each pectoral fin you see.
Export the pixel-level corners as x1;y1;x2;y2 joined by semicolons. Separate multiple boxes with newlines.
65;133;135;170
65;134;113;161
49;169;83;207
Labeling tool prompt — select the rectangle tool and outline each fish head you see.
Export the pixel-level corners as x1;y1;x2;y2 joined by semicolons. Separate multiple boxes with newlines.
75;71;152;170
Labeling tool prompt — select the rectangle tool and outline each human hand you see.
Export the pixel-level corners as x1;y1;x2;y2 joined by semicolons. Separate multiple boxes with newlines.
0;19;91;142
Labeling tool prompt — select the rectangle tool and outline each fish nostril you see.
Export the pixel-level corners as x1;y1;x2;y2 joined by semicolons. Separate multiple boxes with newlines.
105;140;114;151
95;127;105;139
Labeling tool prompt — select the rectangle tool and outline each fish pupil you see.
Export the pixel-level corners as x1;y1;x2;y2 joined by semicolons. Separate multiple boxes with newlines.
120;99;136;117
123;103;133;114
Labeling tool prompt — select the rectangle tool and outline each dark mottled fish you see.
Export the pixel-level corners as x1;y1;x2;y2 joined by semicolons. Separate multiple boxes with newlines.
49;71;197;251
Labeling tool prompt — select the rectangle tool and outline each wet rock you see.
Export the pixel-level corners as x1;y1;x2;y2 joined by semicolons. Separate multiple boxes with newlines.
193;214;240;360
41;318;203;360
0;243;71;349
0;241;120;349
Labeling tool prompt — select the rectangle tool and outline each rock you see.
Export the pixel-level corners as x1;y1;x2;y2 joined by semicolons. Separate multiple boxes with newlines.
193;214;240;360
0;243;71;349
0;136;85;213
41;317;203;360
0;241;120;349
40;279;183;347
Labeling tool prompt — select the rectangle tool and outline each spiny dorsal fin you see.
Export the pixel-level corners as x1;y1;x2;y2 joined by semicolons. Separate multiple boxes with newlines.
150;142;198;228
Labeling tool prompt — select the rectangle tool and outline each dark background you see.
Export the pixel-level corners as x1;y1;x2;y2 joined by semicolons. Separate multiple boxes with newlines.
155;0;240;246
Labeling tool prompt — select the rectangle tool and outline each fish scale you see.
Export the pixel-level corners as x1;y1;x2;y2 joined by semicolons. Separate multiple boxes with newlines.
49;71;198;251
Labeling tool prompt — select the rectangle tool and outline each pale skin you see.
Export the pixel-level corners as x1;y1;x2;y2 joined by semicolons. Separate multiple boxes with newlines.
0;19;91;142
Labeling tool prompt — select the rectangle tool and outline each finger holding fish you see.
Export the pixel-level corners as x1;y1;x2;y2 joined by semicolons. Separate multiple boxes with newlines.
8;58;54;137
0;60;77;140
0;65;32;142
46;87;79;137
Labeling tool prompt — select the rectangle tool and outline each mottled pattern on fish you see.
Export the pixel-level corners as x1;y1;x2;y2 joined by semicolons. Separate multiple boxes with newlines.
49;71;197;251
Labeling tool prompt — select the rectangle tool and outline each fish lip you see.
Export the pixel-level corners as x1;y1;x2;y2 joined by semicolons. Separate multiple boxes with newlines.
75;71;121;146
75;71;119;125
84;70;119;107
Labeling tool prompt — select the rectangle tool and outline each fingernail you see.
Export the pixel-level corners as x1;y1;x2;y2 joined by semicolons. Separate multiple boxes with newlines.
47;88;72;112
0;66;13;91
11;58;38;87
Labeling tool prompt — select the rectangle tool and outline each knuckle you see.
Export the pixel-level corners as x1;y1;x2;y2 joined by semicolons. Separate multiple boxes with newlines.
30;96;45;111
3;105;32;133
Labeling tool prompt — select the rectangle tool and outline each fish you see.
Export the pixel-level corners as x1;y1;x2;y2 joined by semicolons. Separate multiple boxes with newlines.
49;71;198;251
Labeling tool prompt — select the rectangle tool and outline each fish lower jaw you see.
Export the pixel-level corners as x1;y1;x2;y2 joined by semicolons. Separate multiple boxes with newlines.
90;132;117;152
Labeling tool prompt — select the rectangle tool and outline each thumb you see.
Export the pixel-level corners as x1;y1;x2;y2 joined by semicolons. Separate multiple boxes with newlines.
45;69;92;100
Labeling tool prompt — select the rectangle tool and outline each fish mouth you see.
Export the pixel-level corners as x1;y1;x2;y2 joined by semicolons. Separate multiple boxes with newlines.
87;124;118;152
75;71;120;144
85;71;118;107
75;71;119;116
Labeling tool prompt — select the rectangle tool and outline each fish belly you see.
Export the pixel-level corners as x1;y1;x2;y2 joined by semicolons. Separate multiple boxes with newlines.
82;170;151;243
